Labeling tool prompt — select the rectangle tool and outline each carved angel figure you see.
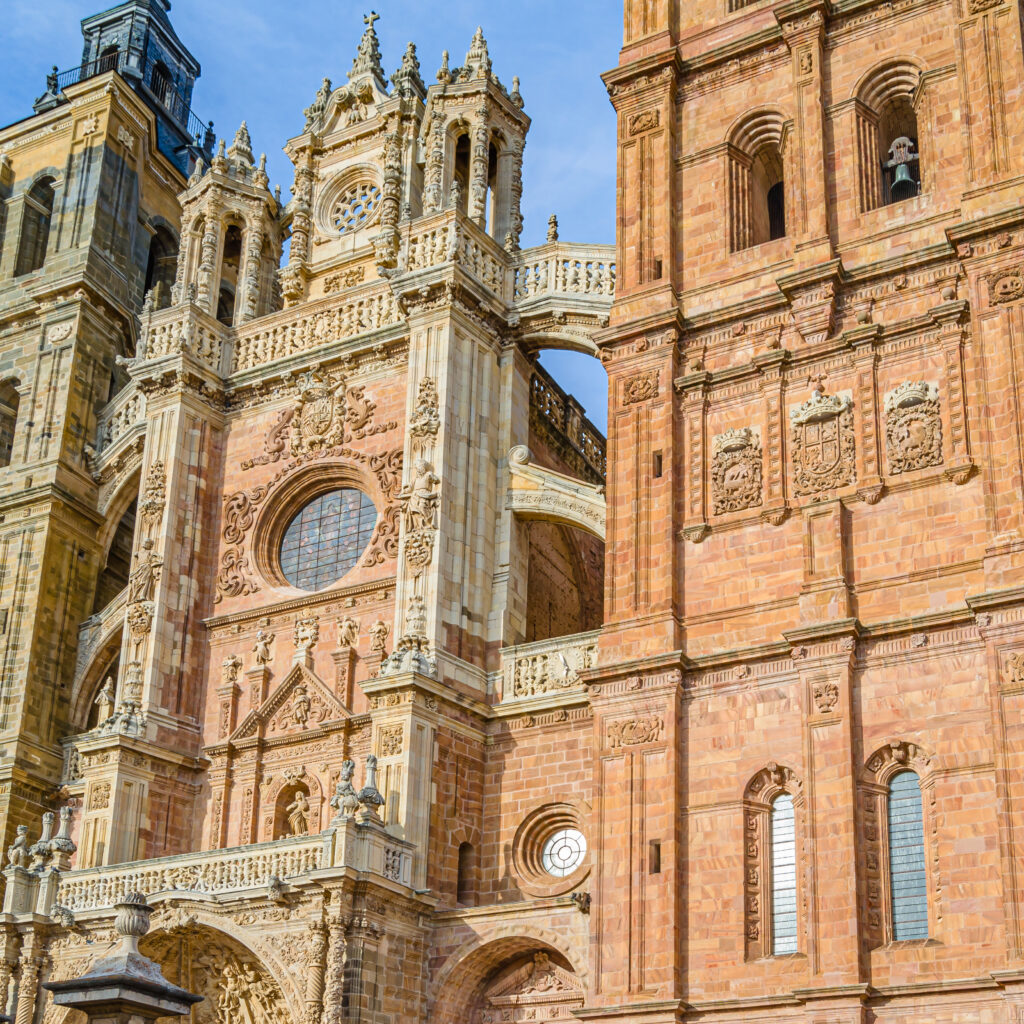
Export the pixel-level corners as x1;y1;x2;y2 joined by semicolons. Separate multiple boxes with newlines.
222;654;242;685
369;620;389;655
252;629;275;665
286;792;309;836
338;617;360;648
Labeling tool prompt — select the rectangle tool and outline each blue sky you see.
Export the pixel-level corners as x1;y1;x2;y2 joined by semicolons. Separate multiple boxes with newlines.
0;0;615;430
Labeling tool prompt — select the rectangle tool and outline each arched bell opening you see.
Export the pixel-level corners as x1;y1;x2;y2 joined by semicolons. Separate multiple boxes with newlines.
0;378;22;469
143;224;179;309
453;132;471;214
216;222;244;326
878;95;920;203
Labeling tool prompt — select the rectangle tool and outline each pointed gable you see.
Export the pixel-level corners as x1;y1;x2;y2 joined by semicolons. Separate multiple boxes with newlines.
230;662;349;741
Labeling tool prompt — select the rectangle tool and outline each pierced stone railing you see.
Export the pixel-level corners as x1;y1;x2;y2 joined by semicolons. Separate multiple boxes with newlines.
497;629;601;704
73;586;128;689
56;834;324;912
511;242;616;304
142;306;228;373
231;283;400;374
94;384;146;457
530;364;606;483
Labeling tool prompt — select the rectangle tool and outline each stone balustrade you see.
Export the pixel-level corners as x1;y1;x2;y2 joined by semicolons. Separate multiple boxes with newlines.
511;242;616;304
231;282;401;374
73;586;128;691
497;629;600;704
530;364;607;483
143;305;228;373
56;834;323;912
94;384;146;456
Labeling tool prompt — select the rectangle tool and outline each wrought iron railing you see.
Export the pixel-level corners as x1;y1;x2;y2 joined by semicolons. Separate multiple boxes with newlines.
49;51;212;149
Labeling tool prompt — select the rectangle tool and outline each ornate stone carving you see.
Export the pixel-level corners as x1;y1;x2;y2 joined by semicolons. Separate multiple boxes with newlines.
293;615;320;657
292;367;348;456
127;539;162;604
138;459;166;530
812;680;839;713
409;376;440;443
622;370;659;404
790;387;855;495
125;602;153;641
885;381;942;474
222;654;242;686
983;264;1023;305
712;428;763;514
369;620;390;656
338;616;359;647
628;109;660;135
606;716;663;748
1003;651;1024;685
377;724;403;757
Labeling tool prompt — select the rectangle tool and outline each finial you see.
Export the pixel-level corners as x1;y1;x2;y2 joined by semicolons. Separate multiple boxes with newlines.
511;74;524;108
364;10;379;28
114;893;153;952
350;9;385;85
437;49;451;84
392;41;425;98
465;27;492;79
547;214;559;243
228;121;254;166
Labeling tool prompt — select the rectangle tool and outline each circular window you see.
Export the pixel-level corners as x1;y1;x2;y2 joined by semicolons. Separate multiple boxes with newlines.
542;829;587;877
278;488;376;591
330;181;382;235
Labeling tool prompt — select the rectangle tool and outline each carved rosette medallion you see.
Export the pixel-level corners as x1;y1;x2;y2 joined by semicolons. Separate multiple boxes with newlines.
712;428;763;514
790;390;855;496
885;381;942;475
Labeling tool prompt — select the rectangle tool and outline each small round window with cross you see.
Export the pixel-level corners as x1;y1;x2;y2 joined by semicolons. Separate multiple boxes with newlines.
330;181;382;235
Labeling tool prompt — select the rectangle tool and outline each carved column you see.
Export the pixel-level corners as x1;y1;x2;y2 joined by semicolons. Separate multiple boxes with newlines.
195;203;221;311
238;218;264;323
321;904;347;1024
848;325;884;504
933;300;974;484
755;349;790;524
303;919;328;1024
467;106;490;226
13;934;42;1024
679;372;710;543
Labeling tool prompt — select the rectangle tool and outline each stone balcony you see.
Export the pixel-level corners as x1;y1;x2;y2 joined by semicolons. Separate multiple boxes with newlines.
85;383;146;482
491;629;600;709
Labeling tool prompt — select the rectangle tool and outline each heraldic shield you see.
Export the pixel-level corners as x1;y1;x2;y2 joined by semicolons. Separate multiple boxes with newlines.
790;390;855;496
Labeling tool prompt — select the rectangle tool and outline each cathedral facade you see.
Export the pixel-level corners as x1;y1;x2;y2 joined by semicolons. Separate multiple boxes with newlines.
0;0;1022;1021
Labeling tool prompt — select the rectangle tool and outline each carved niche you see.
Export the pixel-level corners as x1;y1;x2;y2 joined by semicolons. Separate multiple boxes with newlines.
790;389;855;496
885;381;942;475
712;428;763;514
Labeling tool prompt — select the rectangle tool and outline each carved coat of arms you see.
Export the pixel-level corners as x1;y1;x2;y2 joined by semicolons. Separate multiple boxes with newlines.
292;367;346;456
885;381;942;474
712;428;763;514
790;389;855;496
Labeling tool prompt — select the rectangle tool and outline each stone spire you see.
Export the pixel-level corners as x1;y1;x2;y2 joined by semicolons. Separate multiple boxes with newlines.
227;121;254;166
464;26;492;80
348;10;387;90
391;41;426;99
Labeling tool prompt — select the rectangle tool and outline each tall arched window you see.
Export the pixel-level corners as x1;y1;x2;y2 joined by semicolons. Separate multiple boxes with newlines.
216;223;243;326
453;133;470;215
0;379;20;468
888;770;928;939
854;62;923;212
727;111;788;252
743;764;801;960
15;177;55;276
143;226;179;309
770;794;798;954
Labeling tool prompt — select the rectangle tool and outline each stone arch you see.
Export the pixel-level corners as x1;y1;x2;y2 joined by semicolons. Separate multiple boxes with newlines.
726;108;792;251
69;620;123;730
854;57;924;112
430;930;586;1024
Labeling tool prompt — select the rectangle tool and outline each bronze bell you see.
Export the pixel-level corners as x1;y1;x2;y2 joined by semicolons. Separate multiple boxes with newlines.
891;161;917;202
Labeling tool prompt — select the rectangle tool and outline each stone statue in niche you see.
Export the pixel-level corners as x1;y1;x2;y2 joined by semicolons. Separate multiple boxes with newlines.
291;684;311;727
286;791;309;835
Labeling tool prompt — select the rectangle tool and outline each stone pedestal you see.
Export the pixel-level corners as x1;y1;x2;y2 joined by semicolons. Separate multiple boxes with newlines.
43;894;201;1024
